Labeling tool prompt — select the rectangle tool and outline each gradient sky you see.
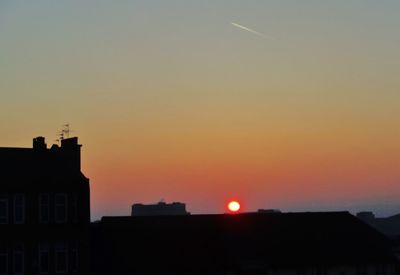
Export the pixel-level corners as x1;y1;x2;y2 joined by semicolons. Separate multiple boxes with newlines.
1;1;399;220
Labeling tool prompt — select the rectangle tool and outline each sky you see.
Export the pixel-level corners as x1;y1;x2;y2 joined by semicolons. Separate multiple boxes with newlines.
1;1;399;220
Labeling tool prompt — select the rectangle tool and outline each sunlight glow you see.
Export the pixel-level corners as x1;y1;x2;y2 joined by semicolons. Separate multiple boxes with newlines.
228;200;241;213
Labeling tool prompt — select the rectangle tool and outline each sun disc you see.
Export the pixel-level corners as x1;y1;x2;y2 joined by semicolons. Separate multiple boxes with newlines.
228;201;241;213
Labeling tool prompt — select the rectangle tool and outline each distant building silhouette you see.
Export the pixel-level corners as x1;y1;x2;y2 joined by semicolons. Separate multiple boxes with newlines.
257;208;281;213
357;211;400;237
0;136;90;275
357;211;376;223
131;201;190;216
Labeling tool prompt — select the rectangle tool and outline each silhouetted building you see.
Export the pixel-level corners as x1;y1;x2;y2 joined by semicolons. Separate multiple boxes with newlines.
357;211;376;223
357;211;400;237
91;212;398;275
0;137;90;275
257;208;281;213
131;201;190;216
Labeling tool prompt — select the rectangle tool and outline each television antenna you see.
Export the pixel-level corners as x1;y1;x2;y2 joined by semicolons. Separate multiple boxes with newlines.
62;124;72;138
55;124;73;144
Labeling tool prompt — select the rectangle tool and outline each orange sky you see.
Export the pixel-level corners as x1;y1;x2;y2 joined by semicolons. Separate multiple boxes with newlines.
1;1;399;219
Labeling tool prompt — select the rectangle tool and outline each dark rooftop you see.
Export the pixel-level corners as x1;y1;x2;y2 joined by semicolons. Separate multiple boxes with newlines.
0;137;85;186
92;212;397;273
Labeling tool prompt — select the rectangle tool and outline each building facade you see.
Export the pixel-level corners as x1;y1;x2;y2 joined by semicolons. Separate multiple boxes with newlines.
0;137;90;275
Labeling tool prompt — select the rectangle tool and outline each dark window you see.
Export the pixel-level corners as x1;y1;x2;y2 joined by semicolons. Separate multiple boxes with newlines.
39;243;49;274
72;195;78;223
0;199;8;224
39;194;49;223
70;242;78;272
14;194;25;224
55;242;68;273
55;194;67;223
0;247;7;275
13;244;24;275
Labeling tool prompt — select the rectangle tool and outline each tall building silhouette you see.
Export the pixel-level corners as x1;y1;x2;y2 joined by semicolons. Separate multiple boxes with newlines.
0;137;90;275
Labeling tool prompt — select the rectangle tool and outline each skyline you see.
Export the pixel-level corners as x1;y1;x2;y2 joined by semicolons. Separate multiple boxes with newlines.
1;1;400;220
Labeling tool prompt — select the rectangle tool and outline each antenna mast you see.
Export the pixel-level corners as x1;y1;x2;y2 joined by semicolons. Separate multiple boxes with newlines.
55;124;73;144
63;124;71;139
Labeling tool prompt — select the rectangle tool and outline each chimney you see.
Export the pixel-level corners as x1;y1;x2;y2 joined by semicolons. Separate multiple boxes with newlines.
33;136;47;150
61;137;79;148
60;137;82;171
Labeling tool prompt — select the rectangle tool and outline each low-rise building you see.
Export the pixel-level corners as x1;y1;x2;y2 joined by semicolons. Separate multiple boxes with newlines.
91;211;398;275
131;201;190;216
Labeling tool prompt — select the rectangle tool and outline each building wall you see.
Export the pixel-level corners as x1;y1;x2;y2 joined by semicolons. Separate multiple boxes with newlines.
0;137;90;275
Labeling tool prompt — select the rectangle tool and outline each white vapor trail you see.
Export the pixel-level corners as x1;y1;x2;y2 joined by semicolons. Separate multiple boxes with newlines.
231;22;274;40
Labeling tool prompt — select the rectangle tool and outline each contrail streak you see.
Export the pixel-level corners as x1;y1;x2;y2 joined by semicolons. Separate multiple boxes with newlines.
231;22;274;40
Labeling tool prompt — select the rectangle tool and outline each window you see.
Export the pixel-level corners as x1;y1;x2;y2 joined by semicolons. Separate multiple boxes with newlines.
13;244;24;275
55;194;67;223
39;194;49;223
70;242;78;272
55;242;68;274
0;199;8;224
38;243;49;274
72;195;78;223
14;194;25;224
0;247;7;275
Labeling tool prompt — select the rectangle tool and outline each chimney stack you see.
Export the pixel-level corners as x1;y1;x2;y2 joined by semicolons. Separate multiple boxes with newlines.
33;136;47;150
60;137;82;171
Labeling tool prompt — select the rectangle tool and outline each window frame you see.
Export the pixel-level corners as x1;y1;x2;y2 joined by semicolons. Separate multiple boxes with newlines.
14;194;25;224
39;194;50;224
55;242;68;274
70;242;78;272
55;194;67;224
72;195;78;223
0;247;8;275
0;198;9;224
13;243;24;275
38;243;49;274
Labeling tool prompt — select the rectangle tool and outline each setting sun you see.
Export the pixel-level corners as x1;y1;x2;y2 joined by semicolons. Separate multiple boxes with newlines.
228;201;241;213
